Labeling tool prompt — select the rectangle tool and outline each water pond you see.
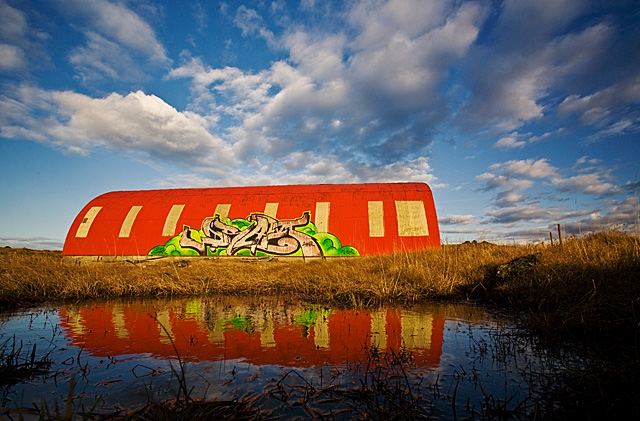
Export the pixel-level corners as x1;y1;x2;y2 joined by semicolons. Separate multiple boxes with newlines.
1;297;583;419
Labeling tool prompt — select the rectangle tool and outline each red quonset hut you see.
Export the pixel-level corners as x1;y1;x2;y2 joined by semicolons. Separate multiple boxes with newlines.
62;183;440;257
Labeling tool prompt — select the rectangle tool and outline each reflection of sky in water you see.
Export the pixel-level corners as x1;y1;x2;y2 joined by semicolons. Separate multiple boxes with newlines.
1;298;583;418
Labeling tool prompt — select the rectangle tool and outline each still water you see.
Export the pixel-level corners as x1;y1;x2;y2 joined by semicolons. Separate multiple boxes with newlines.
1;297;580;419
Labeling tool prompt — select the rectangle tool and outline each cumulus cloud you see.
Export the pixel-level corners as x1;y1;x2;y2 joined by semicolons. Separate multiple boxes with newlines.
0;85;232;166
476;157;620;207
477;172;534;192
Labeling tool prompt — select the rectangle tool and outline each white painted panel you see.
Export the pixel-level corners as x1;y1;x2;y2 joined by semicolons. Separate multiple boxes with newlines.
214;203;231;219
119;205;142;238
76;206;102;238
162;204;185;237
368;201;385;237
395;201;429;237
315;202;330;233
263;202;279;217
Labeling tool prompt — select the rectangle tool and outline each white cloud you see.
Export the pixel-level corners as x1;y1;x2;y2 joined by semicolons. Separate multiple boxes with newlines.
485;203;561;224
349;1;485;104
561;196;639;234
64;0;167;62
551;173;615;195
171;0;488;169
439;214;476;226
233;5;277;48
580;119;640;144
0;43;25;70
156;153;437;189
0;237;64;250
477;172;534;192
490;158;559;178
460;12;613;132
59;0;168;82
0;0;48;71
0;86;233;166
69;32;145;82
0;0;27;42
285;31;346;81
559;77;640;124
492;136;526;149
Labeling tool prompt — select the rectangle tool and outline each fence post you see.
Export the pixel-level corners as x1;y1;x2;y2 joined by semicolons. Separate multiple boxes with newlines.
557;224;563;247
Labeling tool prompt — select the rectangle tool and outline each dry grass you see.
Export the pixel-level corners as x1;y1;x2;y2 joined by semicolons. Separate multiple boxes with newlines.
480;232;640;344
0;241;533;307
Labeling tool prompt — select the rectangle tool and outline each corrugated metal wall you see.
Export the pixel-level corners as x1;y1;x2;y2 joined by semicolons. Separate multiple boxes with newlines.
62;183;440;256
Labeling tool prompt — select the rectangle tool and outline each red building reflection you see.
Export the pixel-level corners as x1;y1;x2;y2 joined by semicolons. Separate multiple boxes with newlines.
58;299;444;368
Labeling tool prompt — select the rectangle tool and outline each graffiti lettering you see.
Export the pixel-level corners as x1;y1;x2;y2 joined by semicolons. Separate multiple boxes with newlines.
180;211;323;257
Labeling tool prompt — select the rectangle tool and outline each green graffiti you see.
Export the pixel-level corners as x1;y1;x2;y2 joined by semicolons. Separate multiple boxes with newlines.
294;307;333;328
224;314;254;332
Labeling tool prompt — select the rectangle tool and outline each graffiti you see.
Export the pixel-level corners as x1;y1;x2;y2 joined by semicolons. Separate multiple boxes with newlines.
148;211;359;257
181;211;322;257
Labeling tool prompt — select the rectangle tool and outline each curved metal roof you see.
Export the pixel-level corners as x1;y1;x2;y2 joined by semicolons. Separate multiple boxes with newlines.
63;183;440;256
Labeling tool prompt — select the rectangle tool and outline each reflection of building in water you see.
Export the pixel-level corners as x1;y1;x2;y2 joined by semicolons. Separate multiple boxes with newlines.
314;310;329;349
64;306;86;337
111;303;129;339
57;299;444;368
401;311;433;349
155;310;175;345
257;309;276;348
370;309;387;349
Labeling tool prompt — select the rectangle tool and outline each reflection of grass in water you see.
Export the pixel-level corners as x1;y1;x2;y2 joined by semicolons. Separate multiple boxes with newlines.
0;335;51;387
2;341;540;420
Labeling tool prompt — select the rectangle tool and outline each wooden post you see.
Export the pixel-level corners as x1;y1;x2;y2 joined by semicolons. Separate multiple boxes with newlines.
549;232;553;246
557;224;562;246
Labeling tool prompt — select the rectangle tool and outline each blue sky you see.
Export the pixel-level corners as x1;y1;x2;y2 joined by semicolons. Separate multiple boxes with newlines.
1;0;639;249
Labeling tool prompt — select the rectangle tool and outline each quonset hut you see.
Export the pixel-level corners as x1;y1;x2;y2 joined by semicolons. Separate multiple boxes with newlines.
62;183;440;258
